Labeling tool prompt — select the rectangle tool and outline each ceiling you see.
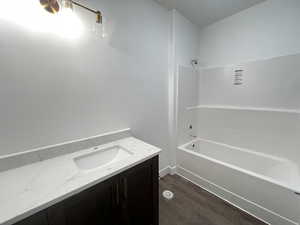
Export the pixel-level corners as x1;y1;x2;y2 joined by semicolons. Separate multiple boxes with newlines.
155;0;266;28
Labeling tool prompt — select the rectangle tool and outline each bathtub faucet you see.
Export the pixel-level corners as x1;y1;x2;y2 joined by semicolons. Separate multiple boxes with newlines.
190;135;197;138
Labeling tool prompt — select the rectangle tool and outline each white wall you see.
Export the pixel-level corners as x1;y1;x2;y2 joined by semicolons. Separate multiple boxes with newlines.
177;66;198;146
168;10;200;166
0;0;170;169
196;107;300;163
198;0;300;67
173;11;200;67
195;0;300;163
198;54;300;110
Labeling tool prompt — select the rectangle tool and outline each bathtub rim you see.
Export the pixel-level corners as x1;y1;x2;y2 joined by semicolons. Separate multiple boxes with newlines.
178;138;300;195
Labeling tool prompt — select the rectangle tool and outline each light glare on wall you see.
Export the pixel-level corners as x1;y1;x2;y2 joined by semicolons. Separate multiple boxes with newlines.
0;0;83;39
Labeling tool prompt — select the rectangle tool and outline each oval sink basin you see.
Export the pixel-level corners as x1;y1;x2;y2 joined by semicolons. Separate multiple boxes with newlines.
74;146;133;171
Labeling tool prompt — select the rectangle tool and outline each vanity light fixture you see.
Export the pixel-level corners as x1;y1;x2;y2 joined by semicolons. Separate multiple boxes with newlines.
40;0;102;24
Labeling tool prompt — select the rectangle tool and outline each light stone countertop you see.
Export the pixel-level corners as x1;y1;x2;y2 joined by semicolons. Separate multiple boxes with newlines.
0;137;161;225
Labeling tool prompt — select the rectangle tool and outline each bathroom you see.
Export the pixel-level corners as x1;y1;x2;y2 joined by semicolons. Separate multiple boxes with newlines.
0;0;299;225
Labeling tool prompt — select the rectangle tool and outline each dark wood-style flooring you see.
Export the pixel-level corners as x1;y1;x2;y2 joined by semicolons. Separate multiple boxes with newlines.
159;175;267;225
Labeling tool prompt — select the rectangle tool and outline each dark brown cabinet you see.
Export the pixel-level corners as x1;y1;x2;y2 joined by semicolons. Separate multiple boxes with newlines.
119;158;158;225
15;212;48;225
48;178;116;225
14;156;158;225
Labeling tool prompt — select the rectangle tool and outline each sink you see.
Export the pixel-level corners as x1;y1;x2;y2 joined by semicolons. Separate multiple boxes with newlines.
74;146;133;171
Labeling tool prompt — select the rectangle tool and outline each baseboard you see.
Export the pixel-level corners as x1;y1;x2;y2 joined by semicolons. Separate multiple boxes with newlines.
159;166;177;178
169;166;177;175
176;166;298;225
159;166;170;178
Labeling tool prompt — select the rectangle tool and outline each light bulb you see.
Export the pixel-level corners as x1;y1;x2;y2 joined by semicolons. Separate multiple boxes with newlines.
60;0;73;10
91;16;106;38
0;0;83;40
57;7;83;39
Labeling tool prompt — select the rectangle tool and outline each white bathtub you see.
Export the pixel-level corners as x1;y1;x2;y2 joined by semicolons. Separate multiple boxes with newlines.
177;138;300;225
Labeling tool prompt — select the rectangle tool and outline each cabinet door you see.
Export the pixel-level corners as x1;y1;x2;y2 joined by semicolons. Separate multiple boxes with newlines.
48;178;117;225
15;211;48;225
120;157;159;225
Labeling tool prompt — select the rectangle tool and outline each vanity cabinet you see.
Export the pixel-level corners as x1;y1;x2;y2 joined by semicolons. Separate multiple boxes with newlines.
14;156;158;225
15;212;48;225
47;177;116;225
119;158;158;225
